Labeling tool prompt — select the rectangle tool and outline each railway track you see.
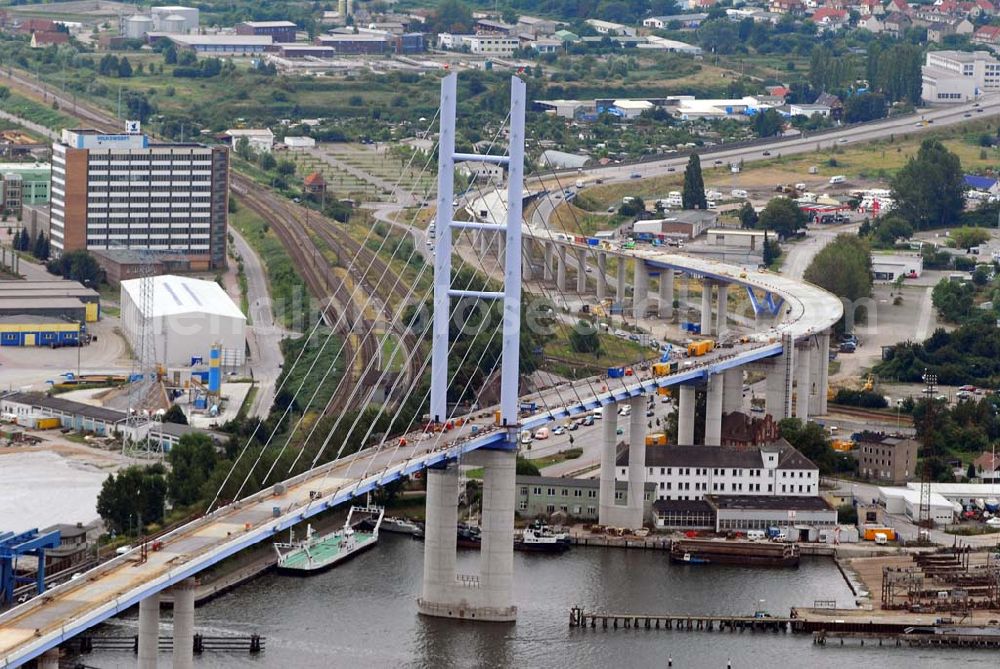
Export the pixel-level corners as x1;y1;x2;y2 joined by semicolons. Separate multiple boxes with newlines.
826;404;913;426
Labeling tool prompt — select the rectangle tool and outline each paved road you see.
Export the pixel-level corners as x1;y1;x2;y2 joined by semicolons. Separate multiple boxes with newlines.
573;95;1000;185
229;227;286;420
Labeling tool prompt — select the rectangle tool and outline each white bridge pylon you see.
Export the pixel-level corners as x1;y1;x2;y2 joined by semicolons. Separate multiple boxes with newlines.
419;73;526;622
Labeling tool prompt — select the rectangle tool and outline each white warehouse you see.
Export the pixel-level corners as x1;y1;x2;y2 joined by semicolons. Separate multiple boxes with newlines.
879;486;958;526
121;275;246;368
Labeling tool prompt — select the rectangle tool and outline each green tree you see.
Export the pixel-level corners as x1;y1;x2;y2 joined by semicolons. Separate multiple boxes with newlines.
117;56;133;78
843;92;887;123
569;319;601;354
762;236;781;267
950;226;990;250
32;231;49;260
162;404;188;425
46;249;103;285
737;202;758;229
682;154;707;210
752;109;783;138
967;461;977;481
803;234;872;326
164;45;177;65
891;139;964;230
516;457;540;476
872;216;912;246
931;278;975;323
759;197;807;239
166;433;219;507
428;0;474;33
96;465;167;534
777;418;833;473
259;153;277;171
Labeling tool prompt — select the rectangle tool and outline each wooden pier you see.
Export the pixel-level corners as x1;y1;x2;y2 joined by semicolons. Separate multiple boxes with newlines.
70;634;265;655
814;630;1000;649
569;607;793;633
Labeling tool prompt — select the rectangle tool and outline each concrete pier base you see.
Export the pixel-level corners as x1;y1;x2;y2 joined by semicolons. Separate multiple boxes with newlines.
138;593;160;669
172;579;196;669
678;385;696;445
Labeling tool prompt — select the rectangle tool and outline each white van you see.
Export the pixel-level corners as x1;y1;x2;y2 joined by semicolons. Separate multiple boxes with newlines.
829;175;846;185
746;530;766;542
874;532;888;545
520;430;533;445
534;427;550;440
592;407;604;420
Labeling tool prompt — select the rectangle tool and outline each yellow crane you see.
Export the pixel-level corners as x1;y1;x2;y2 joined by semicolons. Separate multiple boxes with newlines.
863;374;874;392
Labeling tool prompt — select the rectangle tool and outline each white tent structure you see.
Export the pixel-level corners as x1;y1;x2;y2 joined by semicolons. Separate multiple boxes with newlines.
120;275;246;368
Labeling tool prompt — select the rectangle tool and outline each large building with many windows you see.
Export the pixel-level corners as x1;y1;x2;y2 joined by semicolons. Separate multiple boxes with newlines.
50;129;229;270
616;440;819;503
921;50;1000;103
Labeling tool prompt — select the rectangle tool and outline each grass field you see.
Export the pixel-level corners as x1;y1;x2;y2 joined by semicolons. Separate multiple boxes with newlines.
544;332;651;377
2;91;76;130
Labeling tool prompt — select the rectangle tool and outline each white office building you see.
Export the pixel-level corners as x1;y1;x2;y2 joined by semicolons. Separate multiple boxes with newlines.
50;129;230;270
616;441;820;502
922;50;1000;103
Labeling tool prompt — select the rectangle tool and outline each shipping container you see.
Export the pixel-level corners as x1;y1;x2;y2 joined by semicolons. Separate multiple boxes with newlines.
35;417;61;430
645;433;668;446
608;367;625;378
687;339;714;357
863;527;896;541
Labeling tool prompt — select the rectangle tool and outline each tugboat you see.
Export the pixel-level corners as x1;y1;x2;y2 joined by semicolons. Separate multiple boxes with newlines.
274;506;384;574
514;522;571;553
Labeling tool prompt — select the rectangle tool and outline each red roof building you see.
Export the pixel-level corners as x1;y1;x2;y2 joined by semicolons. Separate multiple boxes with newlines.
30;31;69;48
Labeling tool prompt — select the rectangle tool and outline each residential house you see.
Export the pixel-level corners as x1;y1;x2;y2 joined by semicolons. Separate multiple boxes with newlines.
973;451;1000;482
973;24;1000;46
858;0;886;15
859;14;886;31
883;11;913;36
857;433;919;484
771;0;806;13
886;0;911;13
303;171;327;196
30;31;69;47
810;7;850;28
16;18;55;34
964;173;1000;194
927;18;974;43
815;92;844;120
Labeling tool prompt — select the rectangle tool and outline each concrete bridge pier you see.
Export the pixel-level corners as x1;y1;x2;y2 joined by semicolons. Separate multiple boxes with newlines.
722;368;743;415
597;252;607;300
576;250;588;294
616;258;626;306
556;245;567;292
468;448;517;621
632;260;648;320
598;407;620;526
700;281;714;336
809;339;823;416
765;353;794;420
678;385;696;445
705;373;724;446
817;331;830;415
543;242;554;281
138;593;160;669
716;283;729;336
658;268;673;319
624;395;648;529
796;341;812;422
172;579;196;669
419;452;517;622
38;648;59;669
522;240;534;281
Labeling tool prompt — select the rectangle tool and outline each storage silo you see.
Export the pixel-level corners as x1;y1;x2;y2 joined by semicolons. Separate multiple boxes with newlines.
124;15;154;40
160;14;188;34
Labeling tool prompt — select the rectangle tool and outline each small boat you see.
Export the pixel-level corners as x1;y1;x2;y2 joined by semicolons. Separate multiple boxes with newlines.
274;506;384;574
671;552;710;565
358;515;422;536
515;523;571;553
457;523;482;549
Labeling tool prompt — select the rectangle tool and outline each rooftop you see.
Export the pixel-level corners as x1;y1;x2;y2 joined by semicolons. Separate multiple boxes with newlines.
164;34;272;46
241;21;297;28
705;495;834;511
3;392;126;424
616;440;816;471
120;275;245;320
651;499;715;514
0;297;88;311
0;315;79;326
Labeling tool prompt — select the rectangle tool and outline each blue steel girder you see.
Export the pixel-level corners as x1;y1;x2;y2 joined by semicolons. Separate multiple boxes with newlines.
1;528;60;606
745;286;764;316
764;291;784;316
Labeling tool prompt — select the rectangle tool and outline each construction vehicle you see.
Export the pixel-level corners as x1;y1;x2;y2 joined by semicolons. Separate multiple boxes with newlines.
687;339;714;357
652;361;679;376
645;433;668;446
831;439;855;452
863;527;896;541
863;374;874;392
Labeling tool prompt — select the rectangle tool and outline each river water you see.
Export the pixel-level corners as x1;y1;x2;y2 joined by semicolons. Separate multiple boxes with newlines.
80;535;996;668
